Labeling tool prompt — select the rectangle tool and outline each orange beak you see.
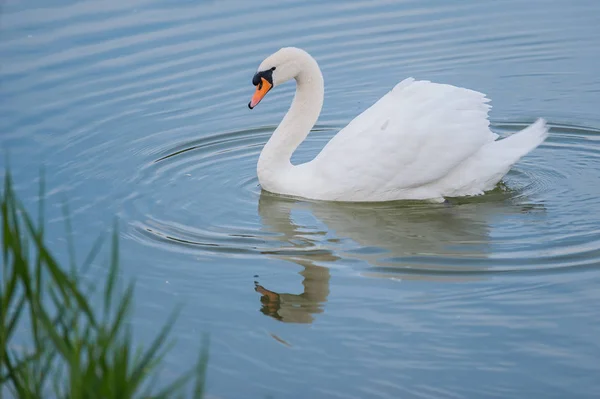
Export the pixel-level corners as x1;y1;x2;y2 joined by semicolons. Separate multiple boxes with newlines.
248;77;272;109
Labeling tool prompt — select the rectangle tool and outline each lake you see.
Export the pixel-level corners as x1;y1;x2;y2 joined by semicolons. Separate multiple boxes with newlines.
1;0;600;397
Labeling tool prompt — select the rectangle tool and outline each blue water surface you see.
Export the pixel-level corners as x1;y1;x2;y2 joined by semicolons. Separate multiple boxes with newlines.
1;0;600;398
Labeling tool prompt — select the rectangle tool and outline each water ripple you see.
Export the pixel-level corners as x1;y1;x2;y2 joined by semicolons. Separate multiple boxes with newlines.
3;0;600;281
119;121;600;280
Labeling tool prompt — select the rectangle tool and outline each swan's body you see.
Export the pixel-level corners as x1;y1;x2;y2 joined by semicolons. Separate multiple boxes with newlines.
249;47;548;203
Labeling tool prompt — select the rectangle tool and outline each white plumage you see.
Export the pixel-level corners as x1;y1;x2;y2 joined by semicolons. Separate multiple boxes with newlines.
249;47;548;203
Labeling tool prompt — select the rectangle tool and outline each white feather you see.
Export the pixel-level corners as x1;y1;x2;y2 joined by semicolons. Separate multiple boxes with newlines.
252;47;548;202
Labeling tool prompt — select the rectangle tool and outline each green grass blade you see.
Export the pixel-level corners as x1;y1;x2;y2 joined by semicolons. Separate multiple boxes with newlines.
105;282;133;345
20;210;97;327
193;335;210;399
4;296;26;345
61;200;77;277
148;368;195;399
36;167;45;250
81;233;106;275
129;306;182;388
104;222;120;317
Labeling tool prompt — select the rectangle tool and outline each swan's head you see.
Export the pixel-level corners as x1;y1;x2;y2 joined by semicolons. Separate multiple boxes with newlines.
248;47;314;109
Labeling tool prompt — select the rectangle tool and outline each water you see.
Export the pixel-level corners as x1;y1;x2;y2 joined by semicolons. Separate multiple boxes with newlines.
2;0;600;397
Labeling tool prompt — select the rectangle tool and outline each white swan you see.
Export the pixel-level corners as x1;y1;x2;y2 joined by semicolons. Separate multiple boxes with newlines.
248;47;548;203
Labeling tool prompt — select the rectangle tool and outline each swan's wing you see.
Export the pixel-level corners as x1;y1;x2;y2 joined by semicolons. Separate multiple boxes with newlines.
313;78;498;194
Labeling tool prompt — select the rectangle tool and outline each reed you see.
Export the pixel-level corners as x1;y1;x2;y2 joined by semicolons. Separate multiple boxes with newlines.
0;169;208;398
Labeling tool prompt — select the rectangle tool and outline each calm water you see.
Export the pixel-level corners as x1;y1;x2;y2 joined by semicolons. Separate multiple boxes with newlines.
2;0;600;397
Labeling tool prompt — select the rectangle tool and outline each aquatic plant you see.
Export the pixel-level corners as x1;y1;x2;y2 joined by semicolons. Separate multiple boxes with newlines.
0;169;208;398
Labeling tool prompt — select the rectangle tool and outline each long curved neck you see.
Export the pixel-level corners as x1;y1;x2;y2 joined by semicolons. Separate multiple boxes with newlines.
257;57;324;191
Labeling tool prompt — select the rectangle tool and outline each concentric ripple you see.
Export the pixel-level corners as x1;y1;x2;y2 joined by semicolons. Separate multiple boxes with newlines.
2;0;599;280
123;124;339;257
123;120;600;278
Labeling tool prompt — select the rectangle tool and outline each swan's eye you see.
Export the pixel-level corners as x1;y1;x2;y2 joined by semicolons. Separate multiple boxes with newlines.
251;67;274;87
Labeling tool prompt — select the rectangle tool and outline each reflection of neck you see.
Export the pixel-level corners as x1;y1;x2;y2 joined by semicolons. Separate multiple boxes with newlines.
299;262;330;305
257;55;324;194
256;193;332;324
256;263;330;324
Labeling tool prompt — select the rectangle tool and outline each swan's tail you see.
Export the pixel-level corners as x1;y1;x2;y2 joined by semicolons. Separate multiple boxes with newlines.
493;118;549;162
440;118;549;197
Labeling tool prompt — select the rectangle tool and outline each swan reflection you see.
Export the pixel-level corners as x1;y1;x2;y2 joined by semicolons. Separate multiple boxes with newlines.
255;189;543;323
